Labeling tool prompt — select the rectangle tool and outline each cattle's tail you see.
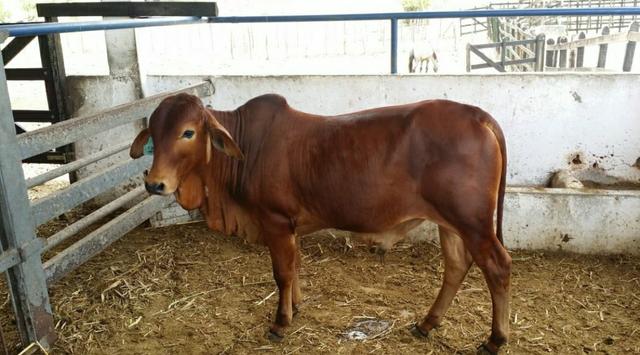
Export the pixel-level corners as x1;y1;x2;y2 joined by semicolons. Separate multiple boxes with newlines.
487;118;507;246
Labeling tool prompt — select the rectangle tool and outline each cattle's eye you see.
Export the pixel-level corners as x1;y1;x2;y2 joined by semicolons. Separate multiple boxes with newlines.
182;130;195;139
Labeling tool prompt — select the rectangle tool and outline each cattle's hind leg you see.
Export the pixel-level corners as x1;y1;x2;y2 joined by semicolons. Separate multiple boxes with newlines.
461;226;512;354
266;234;298;341
292;241;302;316
413;225;473;337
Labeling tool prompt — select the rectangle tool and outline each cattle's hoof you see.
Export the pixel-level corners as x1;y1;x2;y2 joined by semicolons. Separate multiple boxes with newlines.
476;343;498;355
267;329;285;343
410;324;429;339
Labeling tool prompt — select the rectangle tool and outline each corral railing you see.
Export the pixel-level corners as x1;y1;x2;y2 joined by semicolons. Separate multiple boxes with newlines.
462;0;640;36
4;7;640;75
2;5;640;353
1;24;69;164
545;21;639;71
466;35;546;72
0;32;214;346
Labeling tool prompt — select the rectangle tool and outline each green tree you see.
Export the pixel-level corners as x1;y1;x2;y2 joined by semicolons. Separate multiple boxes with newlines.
402;0;431;25
402;0;431;12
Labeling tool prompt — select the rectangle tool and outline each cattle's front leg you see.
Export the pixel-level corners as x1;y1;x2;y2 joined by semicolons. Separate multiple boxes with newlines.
266;234;298;341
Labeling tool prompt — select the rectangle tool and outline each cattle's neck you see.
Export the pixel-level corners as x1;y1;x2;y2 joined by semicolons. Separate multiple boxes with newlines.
175;107;259;241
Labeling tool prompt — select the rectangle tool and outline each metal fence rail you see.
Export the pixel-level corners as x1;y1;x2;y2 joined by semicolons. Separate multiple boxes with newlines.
3;7;640;74
545;22;640;71
467;35;546;72
16;81;211;160
0;48;55;348
25;142;130;188
44;193;172;284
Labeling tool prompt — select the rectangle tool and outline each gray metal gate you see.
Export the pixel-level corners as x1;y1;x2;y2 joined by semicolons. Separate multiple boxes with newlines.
0;29;213;349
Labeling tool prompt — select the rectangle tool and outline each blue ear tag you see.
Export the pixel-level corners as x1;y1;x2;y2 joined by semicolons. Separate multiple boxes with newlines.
143;136;154;156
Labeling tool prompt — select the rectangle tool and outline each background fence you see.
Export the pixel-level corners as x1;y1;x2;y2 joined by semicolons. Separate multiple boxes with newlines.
545;21;639;71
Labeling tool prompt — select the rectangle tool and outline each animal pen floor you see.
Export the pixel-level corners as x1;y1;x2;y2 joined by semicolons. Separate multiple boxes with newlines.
1;221;639;354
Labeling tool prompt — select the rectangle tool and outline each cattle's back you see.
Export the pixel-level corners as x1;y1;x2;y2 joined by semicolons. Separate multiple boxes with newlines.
226;98;499;236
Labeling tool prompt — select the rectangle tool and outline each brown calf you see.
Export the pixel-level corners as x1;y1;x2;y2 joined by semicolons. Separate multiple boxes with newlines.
130;93;510;353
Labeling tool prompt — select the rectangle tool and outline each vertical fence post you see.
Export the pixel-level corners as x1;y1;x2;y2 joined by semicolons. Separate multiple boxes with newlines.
0;33;56;350
623;21;639;72
576;32;586;68
535;34;546;72
597;26;610;69
558;36;568;68
466;43;471;72
500;37;507;71
569;42;576;68
390;18;398;74
545;38;556;68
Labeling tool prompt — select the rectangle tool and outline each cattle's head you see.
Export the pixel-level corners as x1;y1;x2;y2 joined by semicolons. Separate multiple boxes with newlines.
130;93;243;195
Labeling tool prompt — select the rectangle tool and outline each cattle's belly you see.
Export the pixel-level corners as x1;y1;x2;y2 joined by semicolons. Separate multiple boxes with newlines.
351;218;424;251
295;184;444;238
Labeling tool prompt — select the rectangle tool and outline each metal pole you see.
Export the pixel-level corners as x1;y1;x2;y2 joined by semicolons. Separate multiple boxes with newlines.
208;8;640;24
4;16;206;37
390;18;398;74
2;8;639;38
0;33;56;349
43;186;147;252
25;141;130;188
535;34;546;72
466;43;471;72
501;38;507;71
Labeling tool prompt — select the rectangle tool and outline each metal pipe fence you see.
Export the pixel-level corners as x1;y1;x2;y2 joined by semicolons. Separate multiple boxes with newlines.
1;6;640;352
0;57;213;347
3;7;640;73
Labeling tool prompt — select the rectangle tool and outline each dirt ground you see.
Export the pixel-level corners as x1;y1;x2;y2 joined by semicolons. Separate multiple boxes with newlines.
1;221;639;355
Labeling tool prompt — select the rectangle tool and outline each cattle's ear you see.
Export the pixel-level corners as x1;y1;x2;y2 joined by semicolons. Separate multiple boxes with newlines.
130;128;150;159
203;109;244;160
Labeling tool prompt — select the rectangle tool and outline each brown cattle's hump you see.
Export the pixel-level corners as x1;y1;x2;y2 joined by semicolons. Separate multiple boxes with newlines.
244;93;288;110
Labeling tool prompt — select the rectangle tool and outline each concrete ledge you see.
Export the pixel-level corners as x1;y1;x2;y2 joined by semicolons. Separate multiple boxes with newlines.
501;187;640;254
151;187;640;255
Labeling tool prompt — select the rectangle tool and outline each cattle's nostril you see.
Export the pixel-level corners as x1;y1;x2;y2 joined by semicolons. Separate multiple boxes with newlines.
143;170;149;177
144;182;165;195
144;182;157;194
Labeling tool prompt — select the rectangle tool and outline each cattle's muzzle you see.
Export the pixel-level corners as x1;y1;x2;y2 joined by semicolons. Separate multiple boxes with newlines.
145;181;165;195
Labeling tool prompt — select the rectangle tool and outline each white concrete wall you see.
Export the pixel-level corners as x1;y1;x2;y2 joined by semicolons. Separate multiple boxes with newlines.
502;187;640;254
144;74;640;187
